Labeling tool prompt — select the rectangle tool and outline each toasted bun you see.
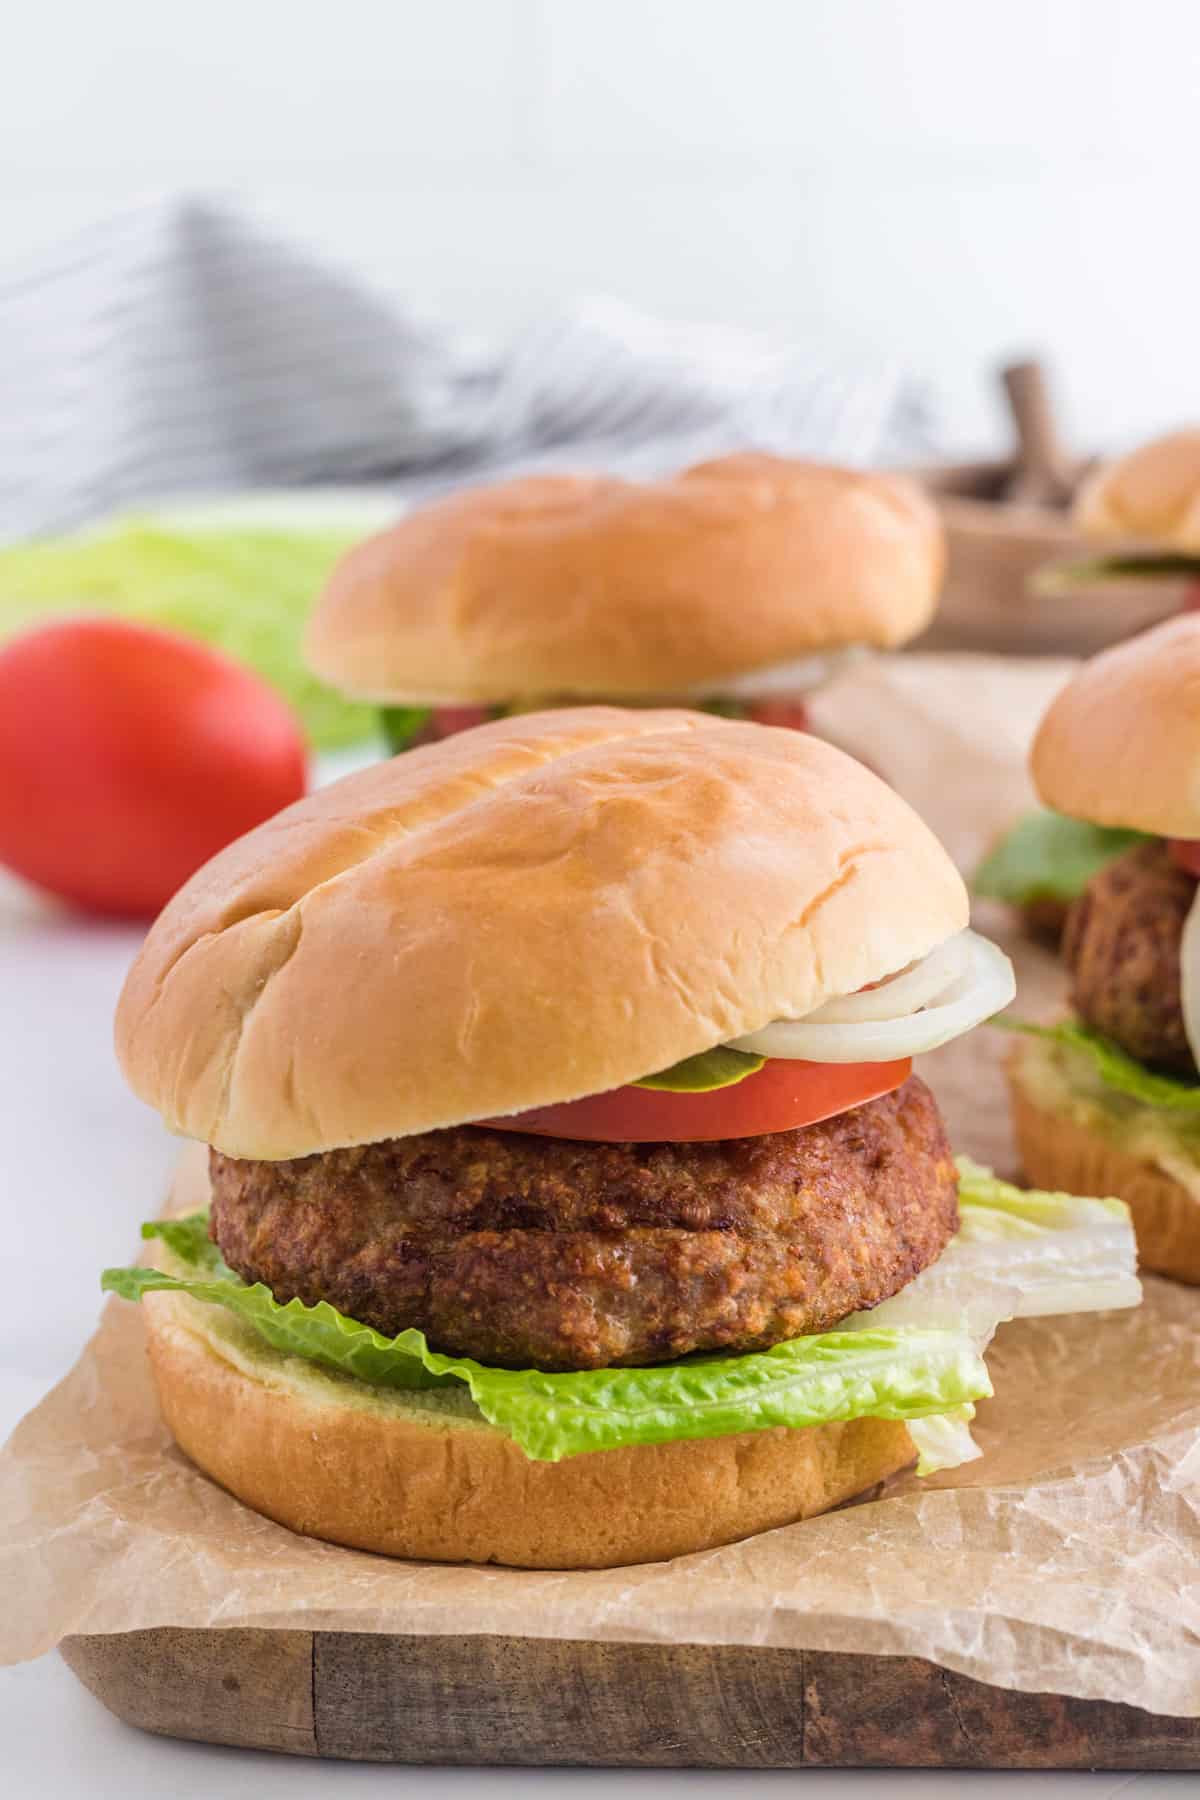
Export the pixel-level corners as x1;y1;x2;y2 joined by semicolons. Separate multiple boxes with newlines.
1030;614;1200;836
142;1288;915;1568
1009;1074;1200;1284
303;455;944;704
116;708;967;1159
1074;429;1200;551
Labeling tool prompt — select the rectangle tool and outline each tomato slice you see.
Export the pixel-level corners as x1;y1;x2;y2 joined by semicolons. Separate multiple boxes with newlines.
1168;838;1200;877
431;705;494;739
481;1056;911;1143
747;697;810;733
1182;581;1200;614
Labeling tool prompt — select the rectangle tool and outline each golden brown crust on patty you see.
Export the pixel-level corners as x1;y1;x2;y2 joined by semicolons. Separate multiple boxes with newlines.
209;1076;958;1371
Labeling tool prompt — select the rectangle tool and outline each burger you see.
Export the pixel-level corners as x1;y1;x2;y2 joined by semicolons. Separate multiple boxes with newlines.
302;454;943;751
104;710;1137;1569
1007;614;1200;1283
976;429;1200;939
1070;427;1200;599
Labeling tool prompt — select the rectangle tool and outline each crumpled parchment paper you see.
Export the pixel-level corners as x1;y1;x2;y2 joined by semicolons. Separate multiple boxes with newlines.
2;653;1198;1716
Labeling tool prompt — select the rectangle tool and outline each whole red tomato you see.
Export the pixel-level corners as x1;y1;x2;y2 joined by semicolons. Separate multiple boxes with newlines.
0;617;306;918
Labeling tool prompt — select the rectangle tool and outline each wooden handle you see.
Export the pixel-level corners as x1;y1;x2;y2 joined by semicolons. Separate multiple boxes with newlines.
1001;361;1075;507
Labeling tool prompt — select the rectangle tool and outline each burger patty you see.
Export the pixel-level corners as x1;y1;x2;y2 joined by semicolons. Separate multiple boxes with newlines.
209;1076;958;1371
1063;840;1198;1077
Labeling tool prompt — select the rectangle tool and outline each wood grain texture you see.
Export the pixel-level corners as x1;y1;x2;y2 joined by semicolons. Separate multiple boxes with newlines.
60;1628;315;1756
60;1629;1200;1768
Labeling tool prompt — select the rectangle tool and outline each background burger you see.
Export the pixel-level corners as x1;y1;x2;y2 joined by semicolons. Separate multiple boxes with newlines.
976;429;1200;939
105;709;1136;1569
302;454;943;751
1008;613;1200;1283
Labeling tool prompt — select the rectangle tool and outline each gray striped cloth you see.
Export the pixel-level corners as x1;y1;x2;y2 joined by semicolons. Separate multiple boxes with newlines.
0;198;931;540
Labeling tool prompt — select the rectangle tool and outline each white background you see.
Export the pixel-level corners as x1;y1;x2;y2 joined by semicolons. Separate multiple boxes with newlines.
3;0;1198;455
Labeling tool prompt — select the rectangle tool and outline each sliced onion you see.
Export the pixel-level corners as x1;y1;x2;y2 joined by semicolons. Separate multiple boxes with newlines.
1180;885;1200;1071
805;932;972;1024
688;647;860;700
730;930;1015;1063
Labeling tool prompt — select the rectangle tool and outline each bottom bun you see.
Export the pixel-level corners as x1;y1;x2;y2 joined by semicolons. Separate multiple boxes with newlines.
1009;1076;1200;1285
144;1291;915;1569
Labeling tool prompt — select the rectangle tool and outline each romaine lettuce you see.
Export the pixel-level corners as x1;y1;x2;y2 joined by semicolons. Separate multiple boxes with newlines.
101;1157;1139;1468
104;1220;989;1464
973;811;1146;907
856;1158;1140;1337
1003;1018;1200;1111
1036;553;1200;591
0;519;376;748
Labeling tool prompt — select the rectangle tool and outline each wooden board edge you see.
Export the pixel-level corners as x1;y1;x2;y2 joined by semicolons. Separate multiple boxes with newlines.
59;1629;1200;1769
60;1627;316;1757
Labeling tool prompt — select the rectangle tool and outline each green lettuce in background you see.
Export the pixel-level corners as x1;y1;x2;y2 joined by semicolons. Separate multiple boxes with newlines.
973;810;1147;908
101;1161;1137;1469
1003;1018;1200;1110
1036;553;1200;592
0;519;380;748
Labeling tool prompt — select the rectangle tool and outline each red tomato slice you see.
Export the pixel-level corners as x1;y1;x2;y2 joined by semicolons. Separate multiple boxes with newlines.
747;697;810;733
1168;838;1200;877
0;617;306;918
481;1056;911;1143
1183;581;1200;614
431;705;494;739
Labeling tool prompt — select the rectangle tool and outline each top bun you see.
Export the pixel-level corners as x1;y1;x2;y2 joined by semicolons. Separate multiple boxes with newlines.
1032;614;1200;835
1074;429;1200;551
303;455;944;704
116;708;966;1159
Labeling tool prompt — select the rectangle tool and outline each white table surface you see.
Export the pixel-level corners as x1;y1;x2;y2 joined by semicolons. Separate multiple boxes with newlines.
0;824;1186;1796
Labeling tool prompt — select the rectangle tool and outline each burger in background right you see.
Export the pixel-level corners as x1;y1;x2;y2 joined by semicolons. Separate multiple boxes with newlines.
976;428;1200;940
1007;611;1200;1284
1069;428;1200;605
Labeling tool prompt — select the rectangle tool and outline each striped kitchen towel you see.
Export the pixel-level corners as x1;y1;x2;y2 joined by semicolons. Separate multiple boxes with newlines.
0;197;931;540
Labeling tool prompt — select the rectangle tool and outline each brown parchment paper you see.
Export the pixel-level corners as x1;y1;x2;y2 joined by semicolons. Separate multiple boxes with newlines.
2;653;1199;1715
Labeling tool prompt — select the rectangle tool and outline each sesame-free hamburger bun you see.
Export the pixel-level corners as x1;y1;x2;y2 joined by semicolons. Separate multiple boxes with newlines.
115;707;967;1161
144;1235;918;1570
1031;613;1200;839
303;454;944;706
1074;428;1200;552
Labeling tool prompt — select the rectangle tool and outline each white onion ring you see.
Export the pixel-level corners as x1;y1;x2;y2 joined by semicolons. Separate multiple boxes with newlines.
1179;885;1200;1072
730;930;1015;1062
804;932;972;1024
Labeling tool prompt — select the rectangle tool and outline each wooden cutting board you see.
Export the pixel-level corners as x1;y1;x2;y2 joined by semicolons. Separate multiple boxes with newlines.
61;1630;1200;1767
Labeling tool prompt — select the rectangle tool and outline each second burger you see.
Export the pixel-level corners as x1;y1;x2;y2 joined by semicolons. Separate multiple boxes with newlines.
303;454;943;750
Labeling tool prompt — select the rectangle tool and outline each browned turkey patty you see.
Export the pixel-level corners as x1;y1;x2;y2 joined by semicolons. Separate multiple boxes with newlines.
1064;840;1198;1077
208;1077;958;1371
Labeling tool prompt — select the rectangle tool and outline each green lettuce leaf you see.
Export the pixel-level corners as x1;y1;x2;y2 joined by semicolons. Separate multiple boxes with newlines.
103;1219;989;1463
379;706;433;753
907;1406;981;1477
973;811;1147;906
955;1155;1131;1238
102;1162;1140;1466
1037;553;1200;592
1002;1018;1200;1111
853;1158;1138;1337
0;518;378;748
635;1046;765;1092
